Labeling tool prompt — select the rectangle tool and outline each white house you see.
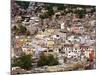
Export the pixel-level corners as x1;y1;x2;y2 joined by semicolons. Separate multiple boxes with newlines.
61;22;65;30
65;44;81;60
52;35;61;40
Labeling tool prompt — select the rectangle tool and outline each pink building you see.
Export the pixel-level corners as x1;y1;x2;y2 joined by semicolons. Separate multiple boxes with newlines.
71;26;80;33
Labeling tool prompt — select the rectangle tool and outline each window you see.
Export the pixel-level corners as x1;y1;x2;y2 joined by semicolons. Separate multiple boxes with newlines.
44;51;47;52
75;48;77;50
74;56;76;58
49;50;53;52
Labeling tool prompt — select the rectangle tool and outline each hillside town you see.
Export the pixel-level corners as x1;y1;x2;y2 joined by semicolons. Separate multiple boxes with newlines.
11;1;96;74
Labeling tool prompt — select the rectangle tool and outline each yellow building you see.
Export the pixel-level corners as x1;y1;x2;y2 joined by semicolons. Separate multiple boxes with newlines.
47;40;55;47
22;47;35;55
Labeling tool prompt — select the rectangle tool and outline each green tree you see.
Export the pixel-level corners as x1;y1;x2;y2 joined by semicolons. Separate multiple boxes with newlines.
12;24;29;35
19;25;27;34
15;1;30;9
75;9;86;19
12;26;19;34
39;14;45;19
47;54;59;66
37;53;59;67
57;4;65;10
37;53;48;67
12;53;33;70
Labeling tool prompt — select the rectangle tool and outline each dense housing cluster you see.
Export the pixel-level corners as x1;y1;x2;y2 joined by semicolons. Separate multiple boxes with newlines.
11;1;96;74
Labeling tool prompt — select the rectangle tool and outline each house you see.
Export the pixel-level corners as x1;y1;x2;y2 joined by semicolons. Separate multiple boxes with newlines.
73;44;81;57
89;20;96;26
89;49;95;62
43;48;55;56
60;22;65;30
74;37;80;43
12;67;26;75
47;40;55;47
58;56;64;65
79;26;84;33
41;8;48;13
53;6;58;12
15;39;24;48
80;45;95;59
64;44;73;51
63;44;81;60
71;26;80;33
67;27;71;32
65;40;71;44
35;46;47;57
67;52;78;59
11;48;15;58
43;46;61;58
58;32;66;41
79;36;86;44
71;26;84;34
55;12;61;16
15;16;22;22
52;35;61;40
22;42;35;55
53;47;60;54
67;35;74;43
86;8;92;12
22;47;35;55
63;44;73;57
80;45;89;52
77;7;83;10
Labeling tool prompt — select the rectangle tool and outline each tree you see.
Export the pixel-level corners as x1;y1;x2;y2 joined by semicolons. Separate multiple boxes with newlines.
57;4;65;10
47;8;54;17
37;53;48;67
12;24;29;35
75;9;86;19
15;1;30;9
39;14;45;19
91;7;96;13
47;54;59;66
25;31;30;36
12;26;19;35
12;26;18;31
12;53;33;70
39;4;54;19
19;25;27;34
37;53;59;67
